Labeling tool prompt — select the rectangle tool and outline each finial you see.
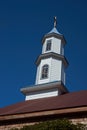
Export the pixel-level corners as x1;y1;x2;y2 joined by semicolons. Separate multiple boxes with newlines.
54;16;57;28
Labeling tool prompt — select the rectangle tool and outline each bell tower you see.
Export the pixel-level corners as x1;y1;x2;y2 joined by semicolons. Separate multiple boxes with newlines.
21;17;68;100
35;17;68;85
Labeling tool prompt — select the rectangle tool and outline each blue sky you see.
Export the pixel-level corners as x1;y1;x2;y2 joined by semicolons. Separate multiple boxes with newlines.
0;0;87;107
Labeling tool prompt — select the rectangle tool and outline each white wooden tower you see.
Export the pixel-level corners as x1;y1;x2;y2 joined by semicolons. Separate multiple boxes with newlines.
21;17;68;100
35;17;68;85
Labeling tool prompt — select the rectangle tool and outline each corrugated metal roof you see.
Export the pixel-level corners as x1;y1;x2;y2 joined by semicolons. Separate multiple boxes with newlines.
0;90;87;116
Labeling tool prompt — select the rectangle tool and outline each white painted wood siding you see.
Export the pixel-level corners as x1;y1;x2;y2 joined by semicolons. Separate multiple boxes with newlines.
35;57;63;85
42;37;62;55
52;37;61;54
42;37;53;54
50;59;62;82
25;88;59;100
35;64;40;84
61;43;64;55
61;63;65;85
35;58;52;85
35;37;65;85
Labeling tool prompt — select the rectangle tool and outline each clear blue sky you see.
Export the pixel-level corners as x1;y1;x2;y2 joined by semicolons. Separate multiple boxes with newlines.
0;0;87;107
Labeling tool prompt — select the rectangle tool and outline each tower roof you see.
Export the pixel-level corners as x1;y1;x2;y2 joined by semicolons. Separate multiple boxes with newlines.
42;27;65;44
42;17;66;44
47;27;62;35
47;17;62;35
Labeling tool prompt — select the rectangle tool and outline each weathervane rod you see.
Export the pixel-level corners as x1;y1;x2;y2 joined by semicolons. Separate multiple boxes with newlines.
54;16;57;28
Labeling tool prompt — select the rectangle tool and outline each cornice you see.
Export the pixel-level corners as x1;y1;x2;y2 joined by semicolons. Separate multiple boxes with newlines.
42;33;66;45
20;81;68;95
35;52;68;67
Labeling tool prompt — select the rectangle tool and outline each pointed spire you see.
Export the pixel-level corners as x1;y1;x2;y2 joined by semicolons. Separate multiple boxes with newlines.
47;17;62;35
54;16;57;28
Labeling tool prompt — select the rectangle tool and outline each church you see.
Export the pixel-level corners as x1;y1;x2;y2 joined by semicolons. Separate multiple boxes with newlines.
0;18;87;130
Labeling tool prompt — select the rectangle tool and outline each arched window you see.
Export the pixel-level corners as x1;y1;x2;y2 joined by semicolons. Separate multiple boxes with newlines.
46;40;51;51
41;64;49;79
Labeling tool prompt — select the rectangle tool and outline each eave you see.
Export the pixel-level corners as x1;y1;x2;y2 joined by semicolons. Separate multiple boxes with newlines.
35;52;69;67
42;33;66;45
0;106;87;121
20;81;68;95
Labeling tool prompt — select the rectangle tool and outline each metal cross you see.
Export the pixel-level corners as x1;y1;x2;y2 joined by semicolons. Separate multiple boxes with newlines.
54;16;57;28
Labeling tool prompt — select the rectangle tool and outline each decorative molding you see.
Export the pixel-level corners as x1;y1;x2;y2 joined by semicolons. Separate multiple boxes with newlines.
35;52;68;67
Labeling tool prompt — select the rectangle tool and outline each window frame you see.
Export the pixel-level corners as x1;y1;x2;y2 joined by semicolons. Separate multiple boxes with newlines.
41;64;49;79
46;40;52;51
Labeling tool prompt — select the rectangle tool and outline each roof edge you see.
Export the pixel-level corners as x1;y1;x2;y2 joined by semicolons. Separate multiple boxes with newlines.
20;81;68;95
42;33;66;45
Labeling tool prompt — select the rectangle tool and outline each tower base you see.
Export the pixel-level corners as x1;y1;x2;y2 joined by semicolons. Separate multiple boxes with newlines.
20;81;68;100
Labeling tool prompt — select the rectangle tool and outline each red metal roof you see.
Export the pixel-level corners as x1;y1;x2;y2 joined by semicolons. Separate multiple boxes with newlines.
0;90;87;116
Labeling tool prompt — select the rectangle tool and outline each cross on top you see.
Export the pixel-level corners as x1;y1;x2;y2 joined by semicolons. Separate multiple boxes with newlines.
54;16;57;28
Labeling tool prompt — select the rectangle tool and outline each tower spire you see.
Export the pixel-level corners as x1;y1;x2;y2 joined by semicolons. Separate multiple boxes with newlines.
54;16;57;28
21;18;68;101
